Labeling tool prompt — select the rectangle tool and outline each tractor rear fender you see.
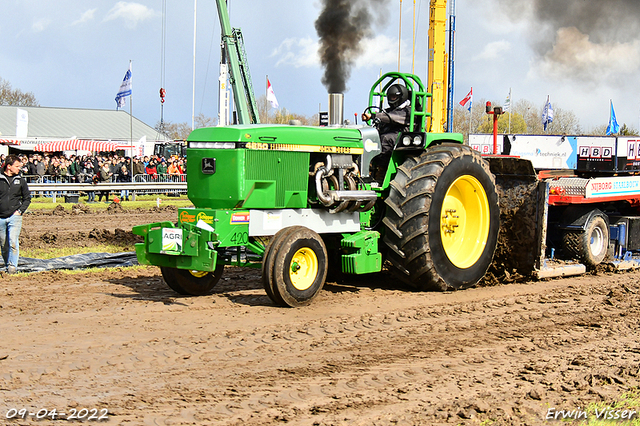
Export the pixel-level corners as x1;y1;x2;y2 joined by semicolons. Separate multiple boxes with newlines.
484;155;543;275
485;156;537;180
382;135;464;187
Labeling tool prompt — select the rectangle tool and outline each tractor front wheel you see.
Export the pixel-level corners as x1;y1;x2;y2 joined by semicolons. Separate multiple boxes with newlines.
263;226;328;307
262;227;304;306
160;265;224;296
383;143;500;290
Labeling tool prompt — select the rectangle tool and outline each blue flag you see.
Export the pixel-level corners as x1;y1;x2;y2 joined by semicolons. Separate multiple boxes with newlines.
115;63;132;109
606;100;620;135
542;95;553;131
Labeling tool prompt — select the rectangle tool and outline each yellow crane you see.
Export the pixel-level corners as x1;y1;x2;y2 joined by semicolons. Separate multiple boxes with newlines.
426;0;449;133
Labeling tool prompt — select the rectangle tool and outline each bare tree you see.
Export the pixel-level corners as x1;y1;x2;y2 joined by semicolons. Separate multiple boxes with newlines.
156;114;217;141
513;99;542;134
549;106;581;135
588;123;639;136
512;99;581;135
452;96;585;139
588;124;609;135
620;123;639;136
258;95;319;126
0;77;39;106
477;111;527;134
156;121;189;140
194;113;216;129
452;98;498;142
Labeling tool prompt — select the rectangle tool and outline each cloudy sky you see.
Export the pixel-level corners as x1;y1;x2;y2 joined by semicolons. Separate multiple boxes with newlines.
2;0;640;134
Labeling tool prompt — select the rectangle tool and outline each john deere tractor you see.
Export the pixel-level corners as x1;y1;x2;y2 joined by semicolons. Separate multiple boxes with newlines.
133;72;500;307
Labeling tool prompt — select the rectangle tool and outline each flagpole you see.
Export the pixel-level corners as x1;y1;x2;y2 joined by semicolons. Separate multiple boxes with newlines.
398;0;402;72
507;87;512;134
266;75;268;124
129;60;133;163
412;0;416;74
130;90;134;177
191;0;197;131
544;95;547;134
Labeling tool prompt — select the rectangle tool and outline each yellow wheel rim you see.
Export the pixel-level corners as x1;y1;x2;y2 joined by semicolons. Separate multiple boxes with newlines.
440;175;491;269
189;270;208;278
289;248;319;291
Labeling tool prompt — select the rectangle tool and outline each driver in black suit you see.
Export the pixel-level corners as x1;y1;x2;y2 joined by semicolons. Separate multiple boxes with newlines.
362;83;411;182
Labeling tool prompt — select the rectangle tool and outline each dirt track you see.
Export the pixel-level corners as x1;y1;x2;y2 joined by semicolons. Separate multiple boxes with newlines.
1;208;640;425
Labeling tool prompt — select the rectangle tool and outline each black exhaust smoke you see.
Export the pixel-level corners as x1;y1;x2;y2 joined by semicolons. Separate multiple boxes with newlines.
315;0;388;93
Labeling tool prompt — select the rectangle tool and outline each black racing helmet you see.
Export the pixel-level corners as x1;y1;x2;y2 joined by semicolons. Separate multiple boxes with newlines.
386;84;409;109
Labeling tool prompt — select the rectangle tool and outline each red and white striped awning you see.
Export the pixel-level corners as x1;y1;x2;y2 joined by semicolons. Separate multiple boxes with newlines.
34;140;118;152
0;139;21;146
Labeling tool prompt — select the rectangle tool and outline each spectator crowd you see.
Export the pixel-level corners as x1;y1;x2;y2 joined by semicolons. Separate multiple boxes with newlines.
0;152;187;203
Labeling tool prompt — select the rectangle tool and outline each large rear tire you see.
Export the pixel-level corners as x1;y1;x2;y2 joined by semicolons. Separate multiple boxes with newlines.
383;143;500;290
160;265;224;296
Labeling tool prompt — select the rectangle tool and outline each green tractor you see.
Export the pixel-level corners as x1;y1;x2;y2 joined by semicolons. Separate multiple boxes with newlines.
133;72;500;307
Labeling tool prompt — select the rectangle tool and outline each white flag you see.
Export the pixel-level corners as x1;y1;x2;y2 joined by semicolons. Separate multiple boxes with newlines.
16;108;28;138
267;78;279;109
115;63;132;109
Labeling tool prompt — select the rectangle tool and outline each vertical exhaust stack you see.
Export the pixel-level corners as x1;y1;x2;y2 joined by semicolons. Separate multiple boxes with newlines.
328;93;344;126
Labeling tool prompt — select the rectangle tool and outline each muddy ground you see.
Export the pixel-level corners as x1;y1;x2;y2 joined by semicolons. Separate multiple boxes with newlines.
1;207;640;425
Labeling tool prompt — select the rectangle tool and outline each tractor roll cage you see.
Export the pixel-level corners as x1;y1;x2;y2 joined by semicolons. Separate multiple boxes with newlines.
368;72;432;134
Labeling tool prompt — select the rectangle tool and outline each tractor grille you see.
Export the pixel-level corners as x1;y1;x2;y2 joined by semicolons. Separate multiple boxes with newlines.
245;150;309;207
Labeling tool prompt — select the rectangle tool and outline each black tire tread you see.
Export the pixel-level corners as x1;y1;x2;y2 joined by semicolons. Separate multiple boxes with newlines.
272;227;328;307
160;265;224;296
383;143;499;291
562;232;582;259
262;227;305;306
562;215;608;267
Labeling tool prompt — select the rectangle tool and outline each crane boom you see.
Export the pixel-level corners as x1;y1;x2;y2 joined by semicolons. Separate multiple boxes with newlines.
215;0;260;124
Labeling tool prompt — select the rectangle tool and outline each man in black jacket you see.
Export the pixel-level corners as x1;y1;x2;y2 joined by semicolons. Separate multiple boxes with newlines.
0;155;31;274
117;165;132;201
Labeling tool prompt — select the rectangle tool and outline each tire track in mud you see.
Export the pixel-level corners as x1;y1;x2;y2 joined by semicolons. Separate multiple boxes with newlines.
106;274;640;425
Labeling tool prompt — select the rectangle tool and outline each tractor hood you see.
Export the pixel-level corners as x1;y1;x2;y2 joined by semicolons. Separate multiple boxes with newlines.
188;124;364;153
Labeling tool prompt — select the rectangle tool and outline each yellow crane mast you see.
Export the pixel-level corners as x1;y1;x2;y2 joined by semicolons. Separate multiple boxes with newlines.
427;0;448;133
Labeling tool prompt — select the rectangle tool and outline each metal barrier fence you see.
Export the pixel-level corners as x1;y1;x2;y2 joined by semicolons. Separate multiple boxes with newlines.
24;173;186;184
25;174;188;201
133;173;186;183
132;174;186;195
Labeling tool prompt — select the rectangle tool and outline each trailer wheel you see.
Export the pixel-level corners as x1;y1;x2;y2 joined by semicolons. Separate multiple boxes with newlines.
562;213;609;267
266;227;328;307
383;143;500;290
160;265;224;296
